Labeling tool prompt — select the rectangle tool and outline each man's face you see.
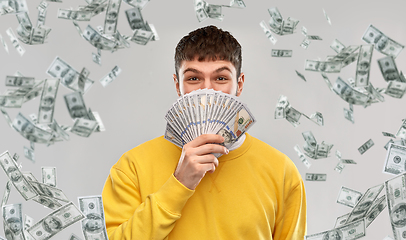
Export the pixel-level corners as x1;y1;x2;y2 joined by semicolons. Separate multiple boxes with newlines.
87;218;102;231
174;58;244;97
393;208;406;222
328;231;340;240
45;217;59;230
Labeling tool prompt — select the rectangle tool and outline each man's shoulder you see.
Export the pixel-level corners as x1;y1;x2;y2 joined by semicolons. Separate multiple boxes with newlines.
248;135;289;160
125;135;181;159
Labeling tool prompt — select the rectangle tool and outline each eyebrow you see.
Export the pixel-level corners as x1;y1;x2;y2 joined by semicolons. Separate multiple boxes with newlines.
183;66;232;75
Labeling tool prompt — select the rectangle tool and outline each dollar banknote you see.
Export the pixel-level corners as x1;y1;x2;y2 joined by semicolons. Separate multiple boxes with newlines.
3;203;24;240
331;45;359;62
358;139;374;155
78;68;90;93
334;161;345;173
320;73;334;92
337;186;363;208
131;29;153;45
343;107;354;124
333;77;369;105
24;81;45;103
259;20;277;45
285;107;301;127
300;38;310;49
330;39;345;53
5;76;35;87
396;119;406;139
26;177;69;203
383;144;406;175
49;120;70;141
64;92;91;119
125;7;145;30
41;167;56;187
104;0;121;34
92;52;101;65
294;145;311;169
78;195;108;240
1;181;11;207
37;1;48;27
362;24;404;58
99;65;122;87
383;132;396;138
385;81;406;99
58;9;92;21
307;35;322;40
0;151;38;200
70;118;99;137
308;112;323;126
365;195;386;228
0;0;28;13
334;213;350;228
228;0;245;8
0;33;9;53
354;45;373;87
274;95;289;119
295;70;306;82
305;173;326;181
194;0;208;22
27;202;85;240
271;49;292;57
88;110;105;132
38;79;59;124
322;8;331;25
378;56;401;82
0;95;24;108
82;25;117;50
205;4;223;20
12;112;53;143
23;146;35;163
305;60;341;73
305;218;365;240
345;183;384;224
385;173;406;240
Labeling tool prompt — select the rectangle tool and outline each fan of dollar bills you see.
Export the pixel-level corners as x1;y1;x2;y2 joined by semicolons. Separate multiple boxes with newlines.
164;89;256;149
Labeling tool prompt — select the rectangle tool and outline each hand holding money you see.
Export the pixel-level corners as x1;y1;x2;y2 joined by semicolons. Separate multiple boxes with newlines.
174;134;228;190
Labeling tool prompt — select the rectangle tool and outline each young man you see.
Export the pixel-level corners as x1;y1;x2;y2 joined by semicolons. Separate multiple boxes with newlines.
102;25;307;239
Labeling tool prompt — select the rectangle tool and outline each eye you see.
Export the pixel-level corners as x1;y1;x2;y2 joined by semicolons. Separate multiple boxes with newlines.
188;77;199;81
217;77;227;81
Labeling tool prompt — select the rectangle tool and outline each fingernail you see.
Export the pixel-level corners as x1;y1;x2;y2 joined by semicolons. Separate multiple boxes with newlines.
225;148;229;154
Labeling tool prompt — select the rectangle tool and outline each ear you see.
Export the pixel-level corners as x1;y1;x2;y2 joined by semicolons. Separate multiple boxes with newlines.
173;74;181;97
236;72;245;97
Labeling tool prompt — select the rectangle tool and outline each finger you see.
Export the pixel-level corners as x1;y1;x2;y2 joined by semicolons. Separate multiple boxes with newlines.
194;144;228;156
194;155;219;168
202;163;216;174
186;134;224;148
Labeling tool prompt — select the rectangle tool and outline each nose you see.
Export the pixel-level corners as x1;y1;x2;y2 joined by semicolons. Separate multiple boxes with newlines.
203;79;213;89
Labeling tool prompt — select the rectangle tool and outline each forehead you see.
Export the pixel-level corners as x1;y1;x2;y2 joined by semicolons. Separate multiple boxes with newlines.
179;58;236;72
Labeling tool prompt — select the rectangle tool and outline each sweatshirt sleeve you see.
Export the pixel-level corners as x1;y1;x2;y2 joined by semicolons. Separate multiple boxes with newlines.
102;155;195;240
273;179;307;239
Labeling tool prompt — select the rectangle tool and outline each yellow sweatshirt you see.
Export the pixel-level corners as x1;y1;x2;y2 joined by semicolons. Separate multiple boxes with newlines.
102;133;307;239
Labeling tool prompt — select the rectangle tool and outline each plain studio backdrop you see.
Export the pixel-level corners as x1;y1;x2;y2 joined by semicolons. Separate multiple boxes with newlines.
1;0;406;239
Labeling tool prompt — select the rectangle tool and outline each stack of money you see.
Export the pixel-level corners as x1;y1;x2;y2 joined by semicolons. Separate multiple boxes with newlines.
274;95;324;127
302;131;333;159
266;7;299;36
194;0;246;23
164;89;256;151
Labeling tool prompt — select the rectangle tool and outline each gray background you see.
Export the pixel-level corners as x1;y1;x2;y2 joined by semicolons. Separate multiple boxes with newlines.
0;0;405;239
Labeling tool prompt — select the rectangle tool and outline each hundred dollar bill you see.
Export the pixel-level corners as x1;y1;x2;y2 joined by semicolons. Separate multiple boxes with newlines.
345;183;384;224
334;161;345;173
0;33;9;53
46;57;94;94
38;79;59;124
322;8;331;25
205;4;223;20
267;7;283;34
42;167;56;187
228;0;246;8
27;202;85;240
259;20;277;45
104;0;121;34
354;45;373;87
385;173;406;240
378;56;401;82
125;7;145;30
78;68;90;93
294;145;311;169
5;76;35;87
383;144;406;175
343;108;354;124
58;9;92;21
0;151;37;200
396;119;406;139
337;186;362;208
64;92;91;119
92;52;101;65
334;213;350;228
78;195;108;240
330;39;345;53
362;24;404;58
295;70;306;82
6;28;25;56
23;214;35;240
27;178;69;203
131;29;153;45
383;132;396;138
99;65;121;87
305;218;365;240
71;118;99;137
331;45;359;62
271;49;292;57
308;112;323;126
307;35;322;40
82;25;117;50
305;60;341;73
320;73;334;92
1;181;11;207
341;52;359;68
124;0;148;9
341;159;357;164
365;195;386;228
305;173;326;181
0;0;28;13
88;110;105;132
194;0;208;22
23;146;35;163
385;81;406;99
0;95;24;108
358;139;374;155
3;203;24;240
274;95;289;119
333;77;369;105
285;107;301;127
300;37;310;49
49;119;70;141
24;81;45;103
13;112;53;143
301;26;307;36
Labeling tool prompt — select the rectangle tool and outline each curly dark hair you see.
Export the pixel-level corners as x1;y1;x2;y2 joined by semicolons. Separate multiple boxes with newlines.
174;25;242;79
